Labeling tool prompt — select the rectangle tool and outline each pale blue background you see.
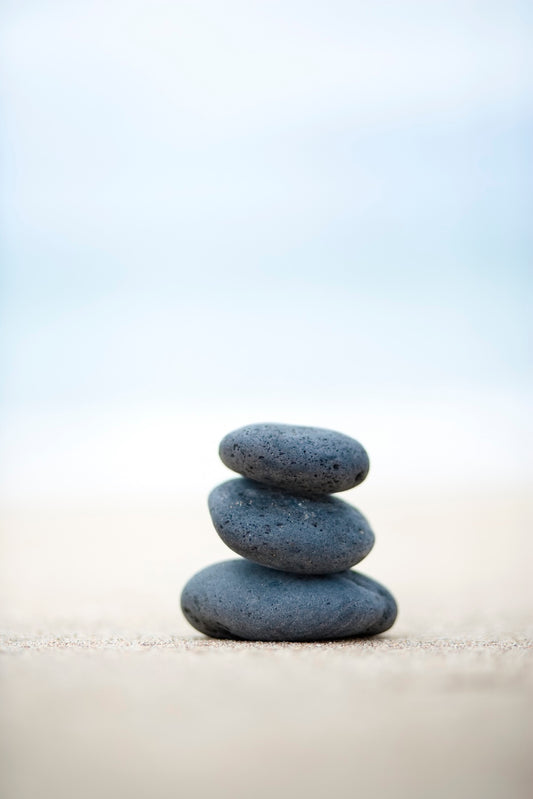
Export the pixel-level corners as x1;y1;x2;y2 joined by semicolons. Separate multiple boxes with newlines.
1;0;531;501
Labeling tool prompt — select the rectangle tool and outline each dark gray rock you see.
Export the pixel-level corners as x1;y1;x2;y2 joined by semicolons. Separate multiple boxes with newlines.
208;478;375;574
219;423;369;494
180;560;397;641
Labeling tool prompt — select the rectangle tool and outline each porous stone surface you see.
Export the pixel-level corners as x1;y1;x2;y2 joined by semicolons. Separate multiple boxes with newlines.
208;478;375;574
219;423;369;494
180;560;397;641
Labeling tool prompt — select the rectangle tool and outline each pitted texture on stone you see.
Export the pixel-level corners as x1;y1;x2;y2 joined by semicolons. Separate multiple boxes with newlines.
180;560;397;641
219;423;370;494
208;478;375;574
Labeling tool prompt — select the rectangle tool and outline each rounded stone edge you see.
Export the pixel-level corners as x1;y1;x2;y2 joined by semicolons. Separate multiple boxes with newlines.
180;562;398;642
351;572;398;635
218;423;370;495
207;479;376;575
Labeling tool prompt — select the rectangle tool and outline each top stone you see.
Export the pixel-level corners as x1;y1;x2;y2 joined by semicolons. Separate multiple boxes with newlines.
219;423;369;494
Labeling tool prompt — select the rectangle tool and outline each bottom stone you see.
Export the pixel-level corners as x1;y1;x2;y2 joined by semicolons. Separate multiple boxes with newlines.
181;560;397;641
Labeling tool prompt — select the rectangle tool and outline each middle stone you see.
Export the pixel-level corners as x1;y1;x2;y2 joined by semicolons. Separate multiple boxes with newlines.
208;478;375;575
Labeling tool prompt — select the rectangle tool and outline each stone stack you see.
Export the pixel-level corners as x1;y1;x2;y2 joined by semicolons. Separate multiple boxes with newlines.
181;423;397;641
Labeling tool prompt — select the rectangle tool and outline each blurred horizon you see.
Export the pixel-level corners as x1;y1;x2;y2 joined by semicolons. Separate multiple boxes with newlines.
1;0;531;504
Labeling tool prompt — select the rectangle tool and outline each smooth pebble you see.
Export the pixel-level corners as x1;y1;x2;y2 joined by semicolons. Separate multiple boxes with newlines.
219;423;370;494
181;559;397;641
208;478;375;574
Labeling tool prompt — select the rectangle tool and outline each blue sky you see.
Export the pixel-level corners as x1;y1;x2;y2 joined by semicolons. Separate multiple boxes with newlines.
1;1;531;500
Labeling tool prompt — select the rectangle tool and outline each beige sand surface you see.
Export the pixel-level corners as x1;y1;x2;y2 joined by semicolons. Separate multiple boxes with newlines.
1;489;532;798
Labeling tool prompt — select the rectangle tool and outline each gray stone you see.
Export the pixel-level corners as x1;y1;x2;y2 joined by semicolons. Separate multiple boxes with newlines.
208;478;375;574
219;423;369;494
180;560;397;641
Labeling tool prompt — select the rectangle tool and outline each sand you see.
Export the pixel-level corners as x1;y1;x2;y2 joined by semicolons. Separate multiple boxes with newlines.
1;489;532;798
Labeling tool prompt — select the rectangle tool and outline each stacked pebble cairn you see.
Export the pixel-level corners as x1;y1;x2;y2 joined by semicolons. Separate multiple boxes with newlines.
181;423;397;641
